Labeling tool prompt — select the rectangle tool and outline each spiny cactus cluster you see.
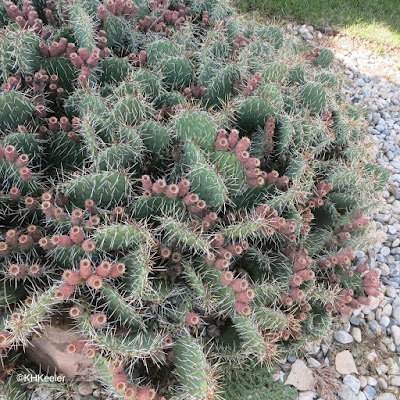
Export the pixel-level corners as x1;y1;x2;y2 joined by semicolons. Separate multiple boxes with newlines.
0;0;389;399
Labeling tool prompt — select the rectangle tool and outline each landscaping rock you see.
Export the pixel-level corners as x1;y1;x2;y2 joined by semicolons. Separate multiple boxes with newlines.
285;360;315;391
335;351;359;375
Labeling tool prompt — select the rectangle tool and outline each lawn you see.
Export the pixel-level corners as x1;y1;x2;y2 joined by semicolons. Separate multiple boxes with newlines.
236;0;400;48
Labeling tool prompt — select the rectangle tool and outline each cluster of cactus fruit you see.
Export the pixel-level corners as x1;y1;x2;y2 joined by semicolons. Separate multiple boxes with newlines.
0;0;389;399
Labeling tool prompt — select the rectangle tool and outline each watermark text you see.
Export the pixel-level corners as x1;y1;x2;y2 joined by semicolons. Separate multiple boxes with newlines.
16;373;65;383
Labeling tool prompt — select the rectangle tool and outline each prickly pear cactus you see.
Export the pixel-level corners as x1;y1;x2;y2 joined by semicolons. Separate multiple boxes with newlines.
0;0;387;399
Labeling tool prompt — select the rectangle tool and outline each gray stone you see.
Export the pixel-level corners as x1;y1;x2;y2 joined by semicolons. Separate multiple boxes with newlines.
367;377;377;386
381;246;391;256
351;327;362;343
359;376;368;389
376;364;388;375
339;384;357;400
334;331;354;344
363;385;376;400
306;357;321;368
390;375;400;386
377;377;388;389
392;306;400;323
287;354;297;363
382;303;392;317
375;394;397;400
380;316;391;328
357;392;367;400
344;375;361;394
391;325;400;345
369;320;382;333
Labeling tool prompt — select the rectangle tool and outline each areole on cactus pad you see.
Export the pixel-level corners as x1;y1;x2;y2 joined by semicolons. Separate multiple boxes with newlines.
0;0;388;399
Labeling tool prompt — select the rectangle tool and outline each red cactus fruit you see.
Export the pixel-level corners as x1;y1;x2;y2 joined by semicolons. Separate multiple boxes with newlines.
38;237;54;250
211;233;224;248
152;179;166;195
16;154;29;167
289;288;305;300
243;157;260;169
67;339;86;354
141;175;153;190
185;312;200;326
357;296;370;306
245;168;261;179
225;244;243;256
230;278;249;292
8;264;27;279
228;129;239;149
109;358;125;373
87;274;103;290
234;301;252;316
96;261;112;277
79;259;93;279
52;234;73;247
165;184;179;199
4;145;18;162
62;269;82;285
215;137;230;151
70;209;84;225
364;287;380;296
113;373;128;392
28;264;41;277
69;226;84;244
318;258;332;269
6;229;18;249
235;150;249;164
289;274;303;287
160;247;171;258
82;239;96;252
125;385;139;400
85;199;97;214
356;263;369;274
25;197;38;210
91;312;107;327
177;178;190;197
234;137;250;154
171;252;181;263
110;263;125;278
349;299;363;310
55;283;75;300
9;187;21;201
137;386;156;400
53;207;66;221
85;345;97;359
220;271;234;285
69;305;84;319
276;176;289;189
235;289;255;303
217;248;232;260
113;206;124;217
183;193;199;206
297;269;315;281
215;258;230;270
245;176;264;187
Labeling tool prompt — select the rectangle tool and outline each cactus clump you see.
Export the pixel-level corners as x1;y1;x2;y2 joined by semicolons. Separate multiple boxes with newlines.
0;0;386;399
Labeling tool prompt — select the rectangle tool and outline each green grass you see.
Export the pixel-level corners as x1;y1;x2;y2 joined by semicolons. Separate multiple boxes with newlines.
236;0;400;48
